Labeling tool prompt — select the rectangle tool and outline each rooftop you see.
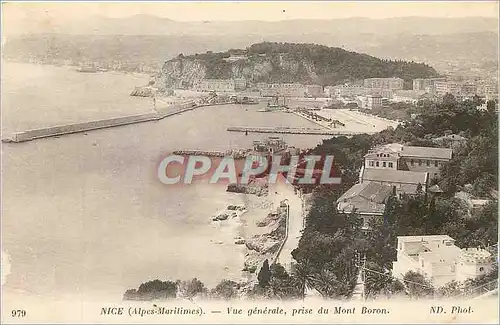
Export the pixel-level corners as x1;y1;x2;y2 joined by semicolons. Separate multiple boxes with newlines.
362;168;428;185
401;146;453;160
337;182;392;215
337;182;393;204
368;143;453;160
397;235;455;243
419;245;462;264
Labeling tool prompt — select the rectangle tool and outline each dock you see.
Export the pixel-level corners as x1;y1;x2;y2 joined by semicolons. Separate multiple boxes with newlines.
172;149;250;159
227;126;375;136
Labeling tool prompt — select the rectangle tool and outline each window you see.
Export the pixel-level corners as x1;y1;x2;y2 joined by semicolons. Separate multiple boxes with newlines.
388;162;393;168
383;162;386;167
411;159;414;166
426;160;430;167
418;160;422;166
376;162;379;167
369;161;374;167
435;160;439;167
479;267;484;272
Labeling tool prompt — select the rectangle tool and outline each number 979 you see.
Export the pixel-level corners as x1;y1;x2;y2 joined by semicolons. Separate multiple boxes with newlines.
11;309;27;317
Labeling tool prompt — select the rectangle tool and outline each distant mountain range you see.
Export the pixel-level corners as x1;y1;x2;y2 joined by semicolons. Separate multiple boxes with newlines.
3;16;498;73
7;15;498;36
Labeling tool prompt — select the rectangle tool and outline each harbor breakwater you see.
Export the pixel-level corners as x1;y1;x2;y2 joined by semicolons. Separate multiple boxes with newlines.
2;102;230;143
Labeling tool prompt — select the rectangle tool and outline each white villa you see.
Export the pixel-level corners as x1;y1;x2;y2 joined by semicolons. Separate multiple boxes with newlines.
392;235;494;287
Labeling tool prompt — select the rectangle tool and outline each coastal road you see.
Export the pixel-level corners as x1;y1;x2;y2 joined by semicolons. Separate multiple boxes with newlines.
271;178;306;274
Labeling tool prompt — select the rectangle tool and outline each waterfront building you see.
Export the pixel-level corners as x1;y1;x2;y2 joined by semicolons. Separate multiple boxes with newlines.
433;80;478;98
366;88;394;99
233;78;247;91
305;84;324;98
363;78;404;90
434;80;459;96
327;84;366;98
412;78;446;92
356;94;383;110
260;83;307;97
336;182;393;229
366;94;382;110
194;79;236;92
364;143;452;180
392;235;494;287
392;90;426;104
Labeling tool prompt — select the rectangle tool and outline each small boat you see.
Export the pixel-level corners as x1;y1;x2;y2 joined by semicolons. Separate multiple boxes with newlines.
76;66;98;73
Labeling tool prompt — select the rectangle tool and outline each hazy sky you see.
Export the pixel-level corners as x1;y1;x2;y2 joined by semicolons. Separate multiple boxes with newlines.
2;1;499;26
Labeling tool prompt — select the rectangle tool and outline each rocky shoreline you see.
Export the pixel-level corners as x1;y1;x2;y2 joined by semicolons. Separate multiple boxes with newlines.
210;182;291;290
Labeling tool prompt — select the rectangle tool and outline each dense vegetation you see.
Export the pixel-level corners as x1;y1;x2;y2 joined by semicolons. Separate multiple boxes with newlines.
287;95;498;299
180;42;439;86
124;96;497;301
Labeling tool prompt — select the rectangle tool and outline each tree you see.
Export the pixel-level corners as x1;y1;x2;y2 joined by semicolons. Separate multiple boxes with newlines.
211;280;239;300
403;271;434;299
309;267;342;299
436;280;462;298
179;278;207;299
135;279;178;300
364;261;405;299
269;263;301;299
291;259;319;300
123;289;139;300
257;259;271;287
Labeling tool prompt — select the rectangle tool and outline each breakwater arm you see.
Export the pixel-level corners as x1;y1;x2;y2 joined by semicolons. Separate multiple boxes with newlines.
2;101;232;143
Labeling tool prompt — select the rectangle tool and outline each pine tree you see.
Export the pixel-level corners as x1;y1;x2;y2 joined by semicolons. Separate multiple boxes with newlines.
258;259;271;287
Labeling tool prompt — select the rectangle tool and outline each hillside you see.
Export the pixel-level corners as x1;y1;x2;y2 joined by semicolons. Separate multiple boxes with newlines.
154;42;439;89
3;26;497;75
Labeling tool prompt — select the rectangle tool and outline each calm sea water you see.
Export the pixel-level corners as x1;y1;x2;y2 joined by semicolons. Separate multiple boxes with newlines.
1;62;327;299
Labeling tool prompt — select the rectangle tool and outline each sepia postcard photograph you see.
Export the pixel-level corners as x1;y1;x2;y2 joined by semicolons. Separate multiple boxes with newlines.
1;1;499;324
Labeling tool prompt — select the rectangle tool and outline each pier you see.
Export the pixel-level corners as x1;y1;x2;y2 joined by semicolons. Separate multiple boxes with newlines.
1;101;226;143
227;126;376;136
173;149;250;159
2;99;240;143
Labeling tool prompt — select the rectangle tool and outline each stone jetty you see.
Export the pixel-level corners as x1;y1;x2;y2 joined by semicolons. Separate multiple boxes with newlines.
227;126;375;136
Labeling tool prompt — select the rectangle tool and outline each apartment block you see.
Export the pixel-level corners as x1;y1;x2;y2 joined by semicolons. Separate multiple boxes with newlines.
194;79;236;92
363;78;404;90
412;78;446;92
